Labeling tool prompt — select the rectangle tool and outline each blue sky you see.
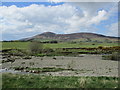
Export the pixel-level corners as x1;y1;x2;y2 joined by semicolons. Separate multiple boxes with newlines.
0;1;118;40
2;2;64;7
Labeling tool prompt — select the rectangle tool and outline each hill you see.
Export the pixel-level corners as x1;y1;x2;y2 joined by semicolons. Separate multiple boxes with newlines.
20;32;118;42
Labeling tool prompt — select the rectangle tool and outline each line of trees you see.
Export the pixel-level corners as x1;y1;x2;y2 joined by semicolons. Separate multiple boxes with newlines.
2;40;58;43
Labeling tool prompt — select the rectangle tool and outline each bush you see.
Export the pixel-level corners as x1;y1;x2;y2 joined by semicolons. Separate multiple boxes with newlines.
42;48;54;53
102;52;120;61
98;46;103;49
29;41;43;54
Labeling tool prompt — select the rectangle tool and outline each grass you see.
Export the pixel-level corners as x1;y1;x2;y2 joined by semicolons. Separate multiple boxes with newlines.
102;52;120;61
1;42;31;50
44;42;118;48
1;41;118;50
1;41;119;57
2;73;118;88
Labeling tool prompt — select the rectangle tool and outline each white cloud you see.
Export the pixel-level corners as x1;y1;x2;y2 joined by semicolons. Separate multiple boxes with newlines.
106;22;118;37
89;10;108;25
0;4;75;33
0;2;117;40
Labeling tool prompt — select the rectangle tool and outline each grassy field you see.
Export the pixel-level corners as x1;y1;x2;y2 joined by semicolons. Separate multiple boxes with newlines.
1;41;118;50
1;42;31;50
2;73;118;88
44;42;118;48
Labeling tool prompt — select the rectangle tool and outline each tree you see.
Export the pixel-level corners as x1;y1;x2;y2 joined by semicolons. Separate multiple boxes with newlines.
29;41;43;55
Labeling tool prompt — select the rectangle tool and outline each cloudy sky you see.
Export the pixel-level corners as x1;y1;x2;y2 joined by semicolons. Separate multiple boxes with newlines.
0;0;119;40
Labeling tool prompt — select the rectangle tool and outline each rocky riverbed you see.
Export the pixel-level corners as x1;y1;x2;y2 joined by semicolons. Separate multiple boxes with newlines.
1;55;118;77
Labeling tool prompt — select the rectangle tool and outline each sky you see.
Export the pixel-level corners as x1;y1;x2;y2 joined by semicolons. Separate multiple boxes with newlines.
0;0;119;40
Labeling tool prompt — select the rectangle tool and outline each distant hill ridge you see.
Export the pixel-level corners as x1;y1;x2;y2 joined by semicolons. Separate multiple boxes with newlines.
20;32;118;42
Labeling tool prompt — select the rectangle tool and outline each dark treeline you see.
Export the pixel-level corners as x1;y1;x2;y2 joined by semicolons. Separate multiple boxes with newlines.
2;40;58;43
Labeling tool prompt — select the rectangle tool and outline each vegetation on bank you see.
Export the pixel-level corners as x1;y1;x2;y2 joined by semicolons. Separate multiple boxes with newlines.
1;41;119;89
1;41;119;62
102;52;120;61
2;73;118;88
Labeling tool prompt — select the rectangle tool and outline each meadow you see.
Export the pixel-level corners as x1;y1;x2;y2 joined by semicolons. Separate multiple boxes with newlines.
1;41;119;57
1;41;118;50
2;73;118;88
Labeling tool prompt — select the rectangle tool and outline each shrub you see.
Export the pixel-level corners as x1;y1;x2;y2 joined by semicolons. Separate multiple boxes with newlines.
29;41;43;54
98;46;103;49
102;52;120;61
42;48;54;54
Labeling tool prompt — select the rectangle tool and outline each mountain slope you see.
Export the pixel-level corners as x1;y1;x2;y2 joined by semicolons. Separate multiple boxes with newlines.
20;32;118;42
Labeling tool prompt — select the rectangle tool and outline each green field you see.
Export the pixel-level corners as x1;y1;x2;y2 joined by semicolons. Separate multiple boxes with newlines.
1;42;31;50
1;41;118;50
2;73;118;88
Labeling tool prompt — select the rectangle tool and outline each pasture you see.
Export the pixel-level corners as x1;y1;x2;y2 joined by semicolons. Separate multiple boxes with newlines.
1;41;118;50
2;73;118;88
